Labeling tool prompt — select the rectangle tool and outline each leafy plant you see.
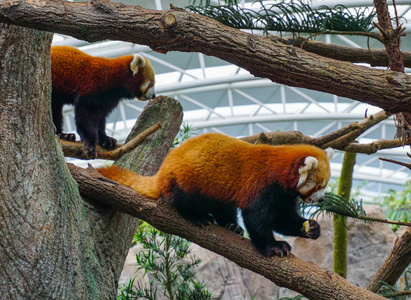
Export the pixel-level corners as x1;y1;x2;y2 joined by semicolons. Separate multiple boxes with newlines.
187;0;376;35
380;181;411;232
173;123;195;148
118;223;212;300
377;267;411;300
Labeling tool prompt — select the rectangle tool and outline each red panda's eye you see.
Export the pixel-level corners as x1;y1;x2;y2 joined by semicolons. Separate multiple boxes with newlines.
316;184;322;190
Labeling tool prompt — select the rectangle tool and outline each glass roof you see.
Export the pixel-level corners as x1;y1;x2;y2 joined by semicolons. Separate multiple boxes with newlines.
56;0;411;202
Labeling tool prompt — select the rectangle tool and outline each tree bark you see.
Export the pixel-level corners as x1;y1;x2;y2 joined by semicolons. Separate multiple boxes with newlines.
275;35;411;68
68;164;385;300
368;227;411;293
0;0;410;113
0;24;182;298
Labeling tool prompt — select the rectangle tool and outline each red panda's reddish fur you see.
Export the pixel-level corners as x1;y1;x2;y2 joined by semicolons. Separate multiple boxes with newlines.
98;133;330;208
51;46;154;97
98;133;332;256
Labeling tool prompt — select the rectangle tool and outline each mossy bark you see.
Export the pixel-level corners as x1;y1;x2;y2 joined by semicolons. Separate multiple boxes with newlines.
333;151;357;278
0;24;182;299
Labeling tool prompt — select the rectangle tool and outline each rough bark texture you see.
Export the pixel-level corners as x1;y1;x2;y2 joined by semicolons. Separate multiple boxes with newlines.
275;35;411;68
0;25;182;299
68;164;385;300
0;0;410;113
368;227;411;293
0;24;96;299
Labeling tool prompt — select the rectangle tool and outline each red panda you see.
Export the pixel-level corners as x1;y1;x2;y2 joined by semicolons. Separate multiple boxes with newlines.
98;133;333;256
51;46;156;158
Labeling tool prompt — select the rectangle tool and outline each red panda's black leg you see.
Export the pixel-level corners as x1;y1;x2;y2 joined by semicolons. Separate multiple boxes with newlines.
166;186;216;227
74;103;99;159
242;207;291;256
97;117;117;149
51;91;76;141
211;205;244;235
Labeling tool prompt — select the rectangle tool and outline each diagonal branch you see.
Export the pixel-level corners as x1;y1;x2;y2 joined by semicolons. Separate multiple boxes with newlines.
271;35;411;68
367;227;411;293
67;162;385;300
0;0;410;113
60;122;162;160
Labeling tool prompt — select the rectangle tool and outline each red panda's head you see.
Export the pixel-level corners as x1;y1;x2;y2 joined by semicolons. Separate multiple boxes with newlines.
128;54;156;100
296;148;333;203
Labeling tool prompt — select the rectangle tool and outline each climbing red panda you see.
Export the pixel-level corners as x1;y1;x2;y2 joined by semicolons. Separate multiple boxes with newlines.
51;46;156;158
98;133;333;256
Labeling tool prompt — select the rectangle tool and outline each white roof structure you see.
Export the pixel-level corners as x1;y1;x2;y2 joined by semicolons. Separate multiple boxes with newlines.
55;0;411;202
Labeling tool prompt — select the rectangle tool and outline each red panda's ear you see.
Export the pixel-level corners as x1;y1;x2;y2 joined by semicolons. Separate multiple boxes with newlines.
130;54;146;76
324;148;334;159
297;156;319;187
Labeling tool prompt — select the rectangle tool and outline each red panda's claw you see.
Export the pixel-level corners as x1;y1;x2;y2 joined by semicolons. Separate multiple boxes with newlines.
225;224;245;236
265;241;292;257
58;133;76;141
307;219;321;239
99;136;117;149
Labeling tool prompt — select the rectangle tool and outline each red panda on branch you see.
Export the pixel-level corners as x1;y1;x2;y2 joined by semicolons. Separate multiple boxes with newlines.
51;46;156;158
98;133;333;256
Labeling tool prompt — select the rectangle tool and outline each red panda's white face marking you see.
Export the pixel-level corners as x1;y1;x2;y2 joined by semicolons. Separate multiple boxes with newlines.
297;148;333;203
129;54;156;100
139;79;156;100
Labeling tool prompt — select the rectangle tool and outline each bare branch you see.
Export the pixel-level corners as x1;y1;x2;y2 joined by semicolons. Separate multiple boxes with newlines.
0;0;411;113
240;110;404;154
59;122;162;160
271;35;411;68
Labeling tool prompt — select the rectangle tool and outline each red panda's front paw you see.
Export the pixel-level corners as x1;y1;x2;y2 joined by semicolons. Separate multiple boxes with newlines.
303;219;321;239
99;136;117;149
58;133;76;141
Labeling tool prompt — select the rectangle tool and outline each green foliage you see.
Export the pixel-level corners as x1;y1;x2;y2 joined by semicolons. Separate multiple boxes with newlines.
381;181;411;232
300;192;365;229
279;295;309;300
118;223;212;300
377;267;411;300
173;123;195;148
187;0;376;35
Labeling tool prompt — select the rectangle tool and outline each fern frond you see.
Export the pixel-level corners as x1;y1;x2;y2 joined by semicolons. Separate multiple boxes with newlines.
187;1;376;35
303;193;411;228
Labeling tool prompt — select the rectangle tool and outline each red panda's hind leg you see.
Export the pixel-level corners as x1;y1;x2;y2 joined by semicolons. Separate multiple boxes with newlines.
166;185;244;235
165;186;216;227
211;204;244;236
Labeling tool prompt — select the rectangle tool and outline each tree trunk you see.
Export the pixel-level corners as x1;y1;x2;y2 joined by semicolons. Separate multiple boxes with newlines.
0;0;411;113
0;24;183;299
334;151;357;278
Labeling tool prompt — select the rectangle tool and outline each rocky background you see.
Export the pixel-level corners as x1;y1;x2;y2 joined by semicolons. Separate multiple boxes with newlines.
119;205;399;299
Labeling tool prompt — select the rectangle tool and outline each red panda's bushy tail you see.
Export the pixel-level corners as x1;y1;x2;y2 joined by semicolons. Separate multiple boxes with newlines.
97;165;160;199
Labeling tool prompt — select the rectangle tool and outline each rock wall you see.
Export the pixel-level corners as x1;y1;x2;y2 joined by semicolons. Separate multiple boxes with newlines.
119;205;397;299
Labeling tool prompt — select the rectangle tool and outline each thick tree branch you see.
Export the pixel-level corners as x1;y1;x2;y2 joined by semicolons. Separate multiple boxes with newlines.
0;0;411;113
273;35;411;68
367;227;411;293
240;110;404;154
67;163;385;300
